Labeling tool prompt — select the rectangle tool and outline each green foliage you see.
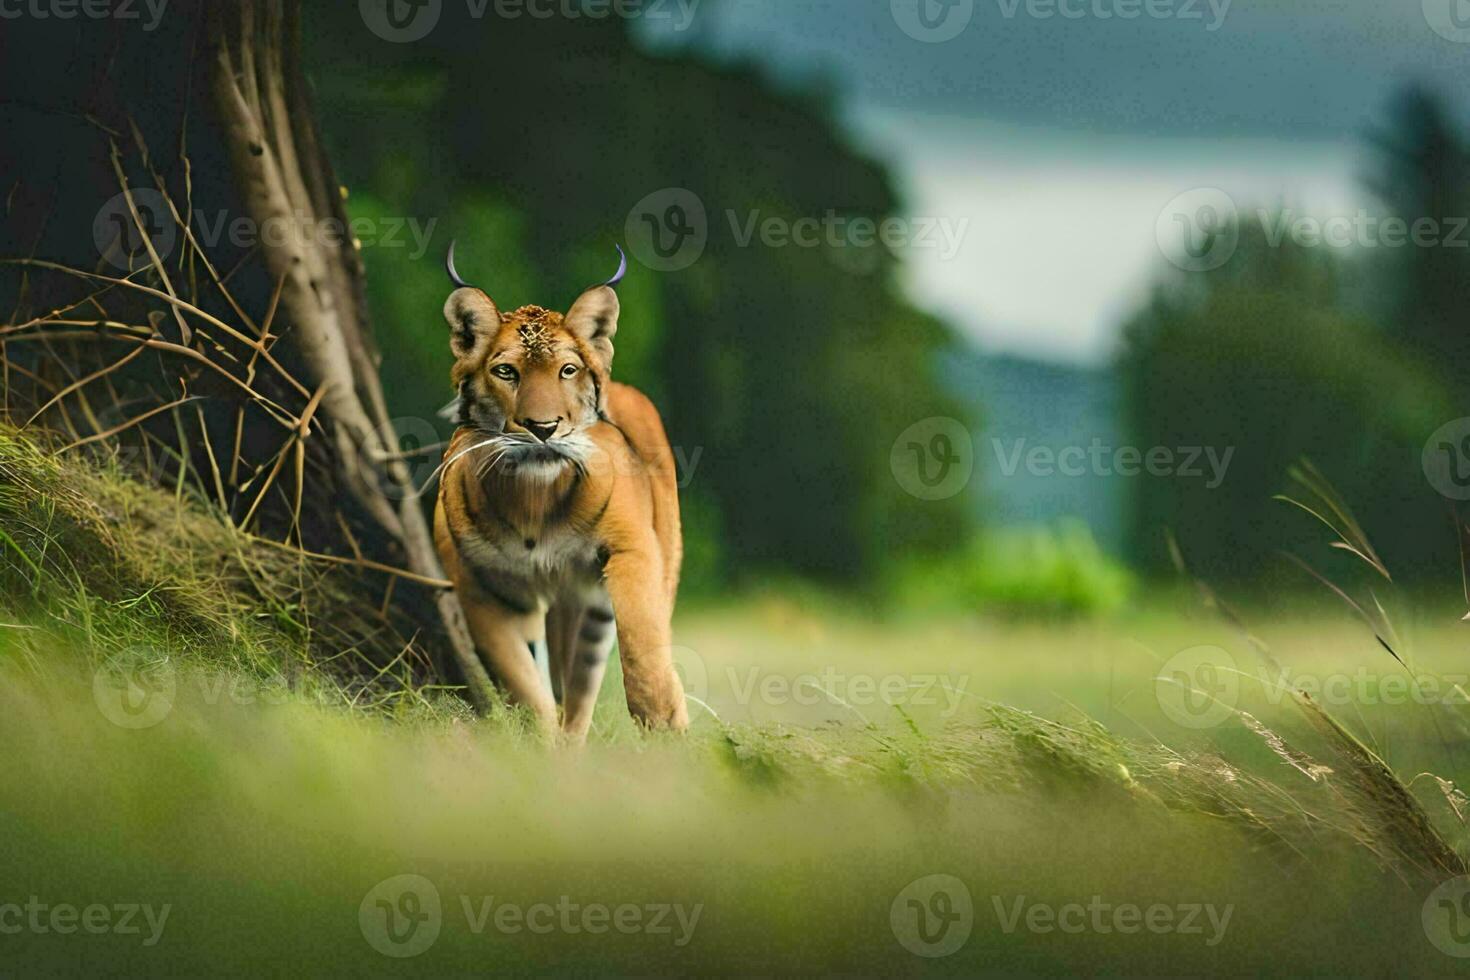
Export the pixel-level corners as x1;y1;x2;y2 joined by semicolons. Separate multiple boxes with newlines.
303;8;973;591
1119;225;1456;584
891;521;1134;617
1366;85;1470;379
0;425;446;716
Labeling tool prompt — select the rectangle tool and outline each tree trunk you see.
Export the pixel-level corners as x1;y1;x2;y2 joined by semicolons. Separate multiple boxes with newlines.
205;1;495;710
0;0;493;709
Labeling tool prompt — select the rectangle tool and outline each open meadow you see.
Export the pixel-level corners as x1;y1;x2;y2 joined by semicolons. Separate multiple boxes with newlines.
4;565;1469;974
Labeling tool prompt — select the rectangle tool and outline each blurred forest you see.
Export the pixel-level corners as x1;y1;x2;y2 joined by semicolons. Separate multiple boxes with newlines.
1120;85;1469;590
300;3;970;594
3;2;1466;612
308;4;1470;597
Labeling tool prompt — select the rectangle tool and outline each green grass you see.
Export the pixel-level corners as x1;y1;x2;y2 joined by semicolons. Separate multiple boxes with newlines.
2;603;1469;975
4;429;1470;975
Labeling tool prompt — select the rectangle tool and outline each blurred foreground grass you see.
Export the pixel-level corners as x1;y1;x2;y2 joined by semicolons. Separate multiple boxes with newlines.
3;429;1470;975
3;601;1470;976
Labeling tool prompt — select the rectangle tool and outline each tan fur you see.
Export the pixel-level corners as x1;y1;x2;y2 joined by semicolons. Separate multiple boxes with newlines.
433;279;687;738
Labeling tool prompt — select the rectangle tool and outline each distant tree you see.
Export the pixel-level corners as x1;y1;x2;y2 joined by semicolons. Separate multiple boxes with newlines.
1365;85;1470;382
1119;224;1455;585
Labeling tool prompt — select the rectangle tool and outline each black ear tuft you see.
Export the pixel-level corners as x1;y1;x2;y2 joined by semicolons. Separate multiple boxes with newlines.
455;310;477;349
444;288;501;360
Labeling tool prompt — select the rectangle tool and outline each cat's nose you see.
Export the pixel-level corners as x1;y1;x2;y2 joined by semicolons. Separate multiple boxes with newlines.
521;419;559;442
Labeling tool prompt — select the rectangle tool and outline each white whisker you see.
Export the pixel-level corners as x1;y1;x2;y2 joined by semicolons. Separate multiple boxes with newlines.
409;434;501;500
409;427;591;500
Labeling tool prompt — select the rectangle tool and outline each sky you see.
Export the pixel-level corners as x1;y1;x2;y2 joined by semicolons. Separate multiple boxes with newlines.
642;0;1470;364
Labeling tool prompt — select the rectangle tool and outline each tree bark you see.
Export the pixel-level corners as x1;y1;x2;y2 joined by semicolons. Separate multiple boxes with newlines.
206;0;495;711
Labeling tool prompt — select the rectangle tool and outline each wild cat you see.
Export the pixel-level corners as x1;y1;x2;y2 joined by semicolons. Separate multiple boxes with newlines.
432;244;688;738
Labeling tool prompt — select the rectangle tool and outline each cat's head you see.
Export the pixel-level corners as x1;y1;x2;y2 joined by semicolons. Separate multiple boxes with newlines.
442;243;623;458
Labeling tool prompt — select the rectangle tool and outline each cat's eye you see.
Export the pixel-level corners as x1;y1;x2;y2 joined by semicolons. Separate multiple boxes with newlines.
560;364;579;379
491;364;518;383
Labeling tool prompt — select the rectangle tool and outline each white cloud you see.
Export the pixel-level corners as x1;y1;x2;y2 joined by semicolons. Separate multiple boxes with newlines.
853;109;1364;363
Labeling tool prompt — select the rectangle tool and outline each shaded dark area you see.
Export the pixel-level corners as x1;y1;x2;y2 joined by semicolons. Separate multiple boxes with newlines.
1120;84;1469;590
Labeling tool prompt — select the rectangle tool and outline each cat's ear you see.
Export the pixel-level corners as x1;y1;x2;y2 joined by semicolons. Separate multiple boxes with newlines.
442;240;500;360
444;287;501;361
565;285;618;368
565;245;625;369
